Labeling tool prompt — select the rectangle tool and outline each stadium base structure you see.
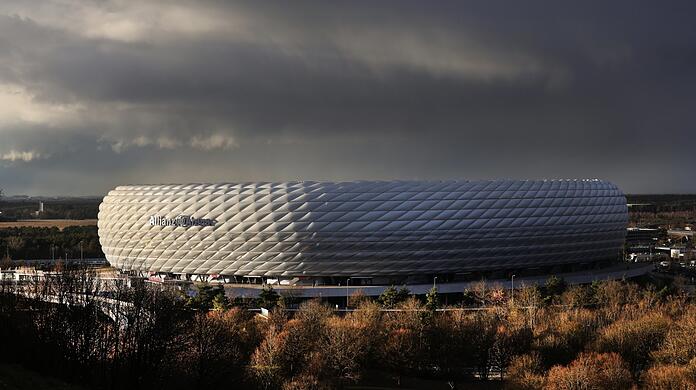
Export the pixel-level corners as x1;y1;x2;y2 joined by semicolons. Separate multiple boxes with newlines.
222;263;654;299
98;179;628;286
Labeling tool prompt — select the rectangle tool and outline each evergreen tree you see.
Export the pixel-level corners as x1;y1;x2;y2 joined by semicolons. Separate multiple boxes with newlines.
378;286;411;308
543;276;567;304
425;287;439;312
259;285;280;308
212;292;230;311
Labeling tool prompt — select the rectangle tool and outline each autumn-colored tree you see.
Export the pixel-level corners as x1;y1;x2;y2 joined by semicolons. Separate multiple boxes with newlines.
1;252;11;268
248;300;331;389
427;308;498;384
642;358;696;390
545;352;632;390
277;300;333;379
516;284;543;329
468;310;501;379
592;280;641;317
490;321;534;379
180;309;255;386
594;312;671;375
251;299;363;388
280;373;330;390
654;306;696;364
290;301;383;387
427;311;465;381
379;297;428;383
506;352;546;390
535;309;600;367
469;280;489;307
489;284;507;306
560;285;592;309
347;300;383;358
267;302;290;332
316;315;373;384
249;326;288;390
6;236;25;258
347;289;368;308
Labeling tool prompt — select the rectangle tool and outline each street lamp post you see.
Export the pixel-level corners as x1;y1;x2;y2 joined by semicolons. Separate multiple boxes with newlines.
511;274;516;306
433;276;438;289
346;278;351;310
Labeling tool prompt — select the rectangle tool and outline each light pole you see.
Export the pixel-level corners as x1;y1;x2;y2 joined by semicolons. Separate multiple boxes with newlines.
433;276;438;289
511;274;516;306
346;277;351;310
80;241;83;262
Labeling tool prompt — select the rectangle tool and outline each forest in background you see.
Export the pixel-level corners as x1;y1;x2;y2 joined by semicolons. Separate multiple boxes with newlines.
625;194;696;227
0;226;103;261
0;198;101;221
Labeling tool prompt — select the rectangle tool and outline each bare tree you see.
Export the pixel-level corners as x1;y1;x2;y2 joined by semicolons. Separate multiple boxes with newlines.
179;309;253;386
249;326;288;390
316;308;378;385
6;236;25;259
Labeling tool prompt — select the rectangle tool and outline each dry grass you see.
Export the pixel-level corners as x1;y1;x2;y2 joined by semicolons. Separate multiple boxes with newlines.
0;219;97;230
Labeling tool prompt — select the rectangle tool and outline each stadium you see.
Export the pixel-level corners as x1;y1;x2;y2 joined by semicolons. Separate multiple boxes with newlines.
98;179;629;289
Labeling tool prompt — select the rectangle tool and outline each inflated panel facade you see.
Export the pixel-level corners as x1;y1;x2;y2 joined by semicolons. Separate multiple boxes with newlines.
98;180;628;277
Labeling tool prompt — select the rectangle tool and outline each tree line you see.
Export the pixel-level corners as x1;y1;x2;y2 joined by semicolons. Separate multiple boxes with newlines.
1;270;695;389
1;226;104;261
0;199;100;221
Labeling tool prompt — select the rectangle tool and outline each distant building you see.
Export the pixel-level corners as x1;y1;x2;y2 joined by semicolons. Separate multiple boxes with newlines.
35;201;44;216
626;227;664;254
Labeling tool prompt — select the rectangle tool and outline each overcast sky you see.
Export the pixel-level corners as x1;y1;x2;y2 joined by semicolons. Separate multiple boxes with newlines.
0;1;694;196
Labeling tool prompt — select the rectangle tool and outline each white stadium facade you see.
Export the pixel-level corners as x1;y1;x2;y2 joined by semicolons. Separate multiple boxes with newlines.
98;179;629;288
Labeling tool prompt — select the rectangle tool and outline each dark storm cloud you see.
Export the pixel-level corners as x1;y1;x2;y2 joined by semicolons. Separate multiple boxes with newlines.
0;0;695;195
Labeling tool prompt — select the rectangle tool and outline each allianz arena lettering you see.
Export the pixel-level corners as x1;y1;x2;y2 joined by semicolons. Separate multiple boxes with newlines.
149;215;217;227
98;180;628;278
